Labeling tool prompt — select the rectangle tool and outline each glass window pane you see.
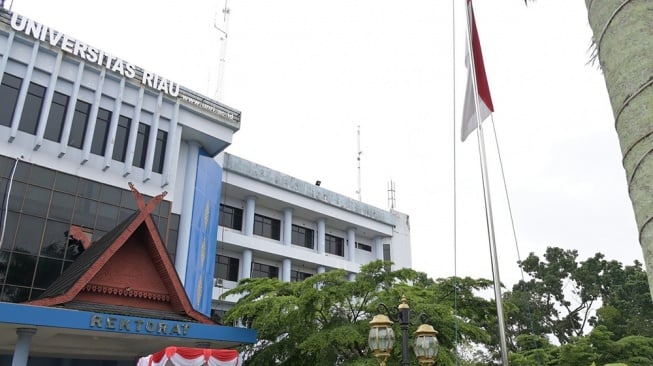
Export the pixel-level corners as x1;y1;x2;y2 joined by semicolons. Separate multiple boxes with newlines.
96;202;119;231
133;123;150;168
153;129;167;173
54;172;77;194
41;220;72;259
7;181;25;212
77;178;100;199
18;82;46;134
29;165;56;189
14;215;45;255
49;191;74;222
73;198;97;228
5;252;37;286
100;184;121;206
0;74;22;127
91;108;111;155
0;250;9;283
22;185;51;216
0;212;17;250
1;285;31;303
68;100;90;149
112;115;131;162
44;91;69;142
33;256;63;288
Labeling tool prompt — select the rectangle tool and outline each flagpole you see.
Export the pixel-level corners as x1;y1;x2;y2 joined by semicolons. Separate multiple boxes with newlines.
464;2;510;365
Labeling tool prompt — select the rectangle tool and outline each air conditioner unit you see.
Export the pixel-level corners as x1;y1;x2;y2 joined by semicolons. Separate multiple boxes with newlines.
214;278;224;287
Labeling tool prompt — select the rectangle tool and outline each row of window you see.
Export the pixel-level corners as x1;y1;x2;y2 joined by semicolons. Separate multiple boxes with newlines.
219;204;372;257
214;255;313;282
0;73;168;173
0;158;179;303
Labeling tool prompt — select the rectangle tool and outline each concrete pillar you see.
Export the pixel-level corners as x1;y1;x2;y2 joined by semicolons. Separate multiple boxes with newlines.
282;258;291;282
374;237;384;261
317;266;326;274
243;196;256;236
241;249;252;279
175;140;200;284
348;273;356;282
283;208;293;246
11;328;36;366
347;227;356;263
316;218;326;254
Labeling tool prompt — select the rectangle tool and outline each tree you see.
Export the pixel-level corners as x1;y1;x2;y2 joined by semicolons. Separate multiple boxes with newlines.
523;0;653;297
221;261;497;365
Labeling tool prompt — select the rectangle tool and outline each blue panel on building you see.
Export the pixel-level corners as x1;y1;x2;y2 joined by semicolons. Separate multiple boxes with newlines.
184;149;222;316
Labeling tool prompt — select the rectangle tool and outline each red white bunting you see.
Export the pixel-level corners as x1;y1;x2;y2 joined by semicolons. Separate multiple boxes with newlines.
137;347;240;366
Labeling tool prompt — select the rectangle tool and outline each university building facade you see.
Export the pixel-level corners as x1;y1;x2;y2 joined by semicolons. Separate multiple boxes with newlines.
0;6;412;365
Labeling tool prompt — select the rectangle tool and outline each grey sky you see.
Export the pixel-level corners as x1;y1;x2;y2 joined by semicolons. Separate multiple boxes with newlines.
9;0;644;287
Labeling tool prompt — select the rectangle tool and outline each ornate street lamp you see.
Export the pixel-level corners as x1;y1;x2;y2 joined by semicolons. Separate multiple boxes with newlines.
368;295;439;366
414;323;439;365
368;313;395;366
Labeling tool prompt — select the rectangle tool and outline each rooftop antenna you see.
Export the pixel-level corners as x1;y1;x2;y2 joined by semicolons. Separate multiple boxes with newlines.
212;0;230;100
387;180;396;210
356;125;362;201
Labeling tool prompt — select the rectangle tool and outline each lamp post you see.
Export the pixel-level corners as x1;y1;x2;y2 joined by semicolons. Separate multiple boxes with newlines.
368;295;439;366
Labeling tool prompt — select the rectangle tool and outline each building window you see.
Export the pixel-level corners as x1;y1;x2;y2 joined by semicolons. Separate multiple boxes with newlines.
356;242;372;252
251;262;278;279
153;129;167;173
44;91;69;142
91;108;112;156
215;255;239;282
19;81;46;134
0;73;22;127
219;204;243;230
325;234;344;256
0;158;180;303
133;122;150;168
290;270;312;282
383;244;391;261
112;115;131;162
254;214;280;240
291;225;314;249
68;100;91;149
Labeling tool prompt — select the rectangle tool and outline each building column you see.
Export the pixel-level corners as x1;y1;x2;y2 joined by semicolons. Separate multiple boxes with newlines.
282;258;291;282
316;218;326;254
283;208;293;246
347;227;356;263
175;140;200;284
241;249;252;279
374;237;384;261
348;273;356;282
243;196;256;236
11;328;36;366
317;266;326;274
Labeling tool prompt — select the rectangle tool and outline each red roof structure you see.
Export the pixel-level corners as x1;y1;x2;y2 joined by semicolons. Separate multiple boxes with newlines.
27;183;213;324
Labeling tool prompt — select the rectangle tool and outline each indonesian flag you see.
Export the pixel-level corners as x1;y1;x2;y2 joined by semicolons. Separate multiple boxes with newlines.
461;0;494;142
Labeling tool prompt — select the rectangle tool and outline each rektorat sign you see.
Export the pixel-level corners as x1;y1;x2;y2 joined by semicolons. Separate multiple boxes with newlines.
89;314;191;336
10;13;180;98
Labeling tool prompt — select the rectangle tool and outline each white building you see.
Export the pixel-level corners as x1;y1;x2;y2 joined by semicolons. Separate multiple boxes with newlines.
212;152;412;319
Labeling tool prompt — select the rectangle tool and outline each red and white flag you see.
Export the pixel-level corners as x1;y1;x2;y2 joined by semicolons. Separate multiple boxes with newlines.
461;0;494;142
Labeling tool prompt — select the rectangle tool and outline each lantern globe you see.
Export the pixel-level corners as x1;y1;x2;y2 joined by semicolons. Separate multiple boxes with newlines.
413;323;439;365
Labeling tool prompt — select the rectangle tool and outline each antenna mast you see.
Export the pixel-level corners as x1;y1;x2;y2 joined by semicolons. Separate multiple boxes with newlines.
356;125;362;201
387;181;396;210
213;0;230;100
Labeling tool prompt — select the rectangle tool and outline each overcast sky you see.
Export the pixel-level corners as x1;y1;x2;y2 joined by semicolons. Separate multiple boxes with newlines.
8;0;645;288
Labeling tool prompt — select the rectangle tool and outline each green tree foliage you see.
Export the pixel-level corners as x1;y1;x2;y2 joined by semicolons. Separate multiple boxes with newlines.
221;261;497;365
506;247;653;364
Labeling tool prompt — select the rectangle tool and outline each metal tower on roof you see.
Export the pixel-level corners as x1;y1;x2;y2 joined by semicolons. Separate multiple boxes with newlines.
213;0;230;101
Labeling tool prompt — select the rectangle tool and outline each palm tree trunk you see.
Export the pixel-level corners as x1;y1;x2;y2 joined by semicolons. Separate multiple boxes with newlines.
584;0;653;296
